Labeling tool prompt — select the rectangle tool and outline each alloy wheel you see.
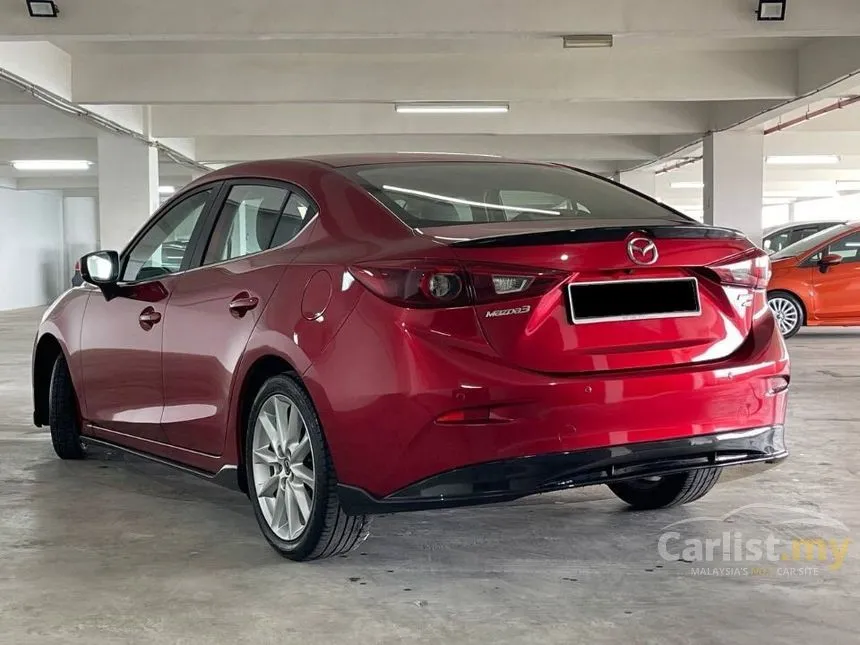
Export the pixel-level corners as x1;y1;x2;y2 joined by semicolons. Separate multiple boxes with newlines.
251;394;316;541
768;296;800;336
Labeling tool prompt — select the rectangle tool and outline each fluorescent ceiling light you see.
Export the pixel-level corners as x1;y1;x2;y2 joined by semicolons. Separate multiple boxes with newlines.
11;159;91;171
756;0;787;21
158;185;176;195
395;103;509;115
26;1;59;18
562;34;613;48
670;181;704;189
766;155;840;165
836;181;860;192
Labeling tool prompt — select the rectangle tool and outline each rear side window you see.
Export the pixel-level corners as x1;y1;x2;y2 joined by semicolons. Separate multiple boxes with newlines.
341;162;687;227
203;184;316;265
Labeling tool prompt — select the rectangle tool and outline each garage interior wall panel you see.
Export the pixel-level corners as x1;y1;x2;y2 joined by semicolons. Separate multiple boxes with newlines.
0;188;64;311
62;196;99;283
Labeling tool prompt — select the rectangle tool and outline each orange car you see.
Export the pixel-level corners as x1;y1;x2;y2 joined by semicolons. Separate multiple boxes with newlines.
767;221;860;338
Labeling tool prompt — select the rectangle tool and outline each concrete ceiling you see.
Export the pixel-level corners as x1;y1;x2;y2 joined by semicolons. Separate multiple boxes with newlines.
1;0;860;202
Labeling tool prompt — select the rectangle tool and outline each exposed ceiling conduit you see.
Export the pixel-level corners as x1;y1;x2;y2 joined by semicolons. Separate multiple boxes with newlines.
0;66;210;172
763;95;860;135
630;66;860;174
653;95;860;175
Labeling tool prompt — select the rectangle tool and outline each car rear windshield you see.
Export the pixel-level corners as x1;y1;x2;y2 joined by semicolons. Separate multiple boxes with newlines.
341;162;689;228
770;224;848;260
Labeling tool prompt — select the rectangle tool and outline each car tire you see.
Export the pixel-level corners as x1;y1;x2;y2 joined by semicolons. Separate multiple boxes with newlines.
48;355;86;460
607;468;721;510
245;373;370;561
767;291;804;339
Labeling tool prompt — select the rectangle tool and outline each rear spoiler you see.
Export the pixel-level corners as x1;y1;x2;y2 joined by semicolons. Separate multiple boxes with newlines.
450;224;745;248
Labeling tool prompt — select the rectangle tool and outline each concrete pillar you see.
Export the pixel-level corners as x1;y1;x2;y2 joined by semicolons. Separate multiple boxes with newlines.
703;132;764;244
97;134;159;252
616;170;657;198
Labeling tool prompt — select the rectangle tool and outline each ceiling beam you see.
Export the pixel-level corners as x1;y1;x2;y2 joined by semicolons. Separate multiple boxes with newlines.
3;0;860;40
0;105;97;138
0;137;96;160
71;50;797;104
798;37;860;96
194;134;660;163
151;101;711;137
765;131;860;155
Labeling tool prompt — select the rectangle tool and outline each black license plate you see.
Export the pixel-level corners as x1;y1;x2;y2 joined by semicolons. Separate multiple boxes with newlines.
567;278;701;324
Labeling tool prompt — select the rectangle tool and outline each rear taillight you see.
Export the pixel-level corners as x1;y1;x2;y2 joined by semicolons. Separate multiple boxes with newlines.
708;249;771;290
348;261;566;308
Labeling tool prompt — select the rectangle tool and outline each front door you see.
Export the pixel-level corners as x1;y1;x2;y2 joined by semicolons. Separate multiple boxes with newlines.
813;230;860;320
79;187;216;441
161;183;316;454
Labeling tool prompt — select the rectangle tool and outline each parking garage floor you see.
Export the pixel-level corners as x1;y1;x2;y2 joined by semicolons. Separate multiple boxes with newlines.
1;307;858;644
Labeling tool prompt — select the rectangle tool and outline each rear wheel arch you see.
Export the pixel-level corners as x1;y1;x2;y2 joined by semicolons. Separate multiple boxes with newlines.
235;354;299;492
33;334;64;427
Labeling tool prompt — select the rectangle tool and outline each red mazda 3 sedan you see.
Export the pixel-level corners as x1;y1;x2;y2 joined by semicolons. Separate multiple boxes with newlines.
32;155;789;560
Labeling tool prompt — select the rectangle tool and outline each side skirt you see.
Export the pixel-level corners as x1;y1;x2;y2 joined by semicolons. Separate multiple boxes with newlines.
80;435;242;492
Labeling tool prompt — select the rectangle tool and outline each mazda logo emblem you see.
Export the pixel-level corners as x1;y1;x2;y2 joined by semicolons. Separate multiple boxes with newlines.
627;237;658;265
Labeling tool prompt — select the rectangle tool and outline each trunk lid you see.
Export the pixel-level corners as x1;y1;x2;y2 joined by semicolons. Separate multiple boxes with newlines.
433;223;760;374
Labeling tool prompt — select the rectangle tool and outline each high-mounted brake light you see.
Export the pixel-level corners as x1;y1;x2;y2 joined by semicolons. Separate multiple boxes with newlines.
709;249;771;290
348;261;567;308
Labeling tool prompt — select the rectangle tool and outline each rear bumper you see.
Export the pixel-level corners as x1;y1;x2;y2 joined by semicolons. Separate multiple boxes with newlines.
308;302;789;497
338;425;787;515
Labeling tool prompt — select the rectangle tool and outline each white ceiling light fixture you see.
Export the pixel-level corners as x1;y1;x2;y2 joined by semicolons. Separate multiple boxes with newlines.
395;103;509;115
836;181;860;192
158;185;176;195
25;0;59;17
11;159;91;171
756;0;787;21
670;181;705;189
562;34;613;48
766;155;840;165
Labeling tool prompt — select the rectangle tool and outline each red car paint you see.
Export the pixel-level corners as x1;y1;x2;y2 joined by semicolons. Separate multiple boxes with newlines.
33;155;789;501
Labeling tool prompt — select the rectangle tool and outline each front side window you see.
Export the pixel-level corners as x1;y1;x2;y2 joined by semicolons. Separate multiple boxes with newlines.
122;189;212;282
341;162;688;228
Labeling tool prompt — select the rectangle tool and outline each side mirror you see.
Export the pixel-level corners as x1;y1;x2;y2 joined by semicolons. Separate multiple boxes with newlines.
818;253;843;273
80;250;120;285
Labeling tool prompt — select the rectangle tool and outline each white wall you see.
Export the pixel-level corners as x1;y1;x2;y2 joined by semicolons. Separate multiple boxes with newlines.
63;196;99;283
0;187;64;310
794;193;860;222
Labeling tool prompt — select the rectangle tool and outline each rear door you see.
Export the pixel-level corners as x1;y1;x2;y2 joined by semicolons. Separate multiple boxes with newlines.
160;181;317;454
812;230;860;320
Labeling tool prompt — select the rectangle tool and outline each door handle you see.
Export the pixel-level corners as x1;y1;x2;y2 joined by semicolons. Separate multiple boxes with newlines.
139;307;162;330
229;293;259;318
